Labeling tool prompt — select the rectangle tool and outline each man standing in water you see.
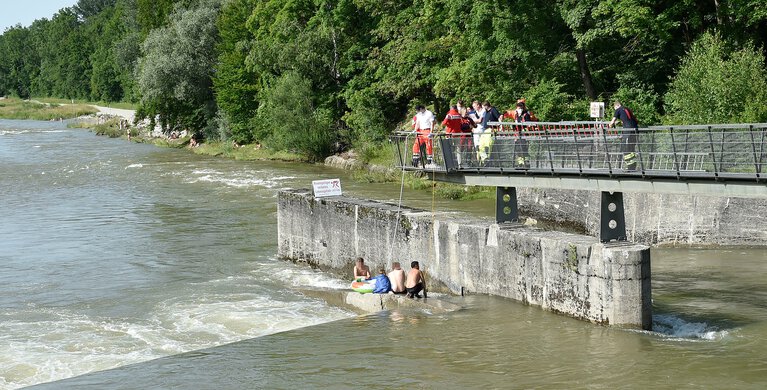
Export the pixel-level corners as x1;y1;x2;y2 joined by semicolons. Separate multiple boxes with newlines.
405;261;426;298
608;101;639;171
388;262;407;294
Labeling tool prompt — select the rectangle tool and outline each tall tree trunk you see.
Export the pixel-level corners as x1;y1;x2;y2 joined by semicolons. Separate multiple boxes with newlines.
576;48;597;100
714;0;723;26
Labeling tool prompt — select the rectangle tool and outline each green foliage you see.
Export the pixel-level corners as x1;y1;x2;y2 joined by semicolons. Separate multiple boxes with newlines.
0;98;97;120
664;32;767;124
93;119;124;137
3;0;767;163
137;0;221;135
611;83;661;125
213;0;260;143
74;0;118;20
256;72;334;162
521;79;575;121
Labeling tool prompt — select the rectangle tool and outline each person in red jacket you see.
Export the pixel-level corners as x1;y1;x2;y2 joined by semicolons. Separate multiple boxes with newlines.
442;105;462;134
442;105;465;166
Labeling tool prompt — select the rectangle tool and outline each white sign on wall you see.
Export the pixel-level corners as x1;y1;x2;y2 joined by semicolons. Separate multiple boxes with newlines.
590;102;605;118
312;179;342;198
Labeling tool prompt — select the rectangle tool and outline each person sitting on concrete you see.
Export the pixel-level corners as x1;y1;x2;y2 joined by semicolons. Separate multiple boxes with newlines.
372;268;392;294
353;257;371;280
388;262;407;294
405;261;426;298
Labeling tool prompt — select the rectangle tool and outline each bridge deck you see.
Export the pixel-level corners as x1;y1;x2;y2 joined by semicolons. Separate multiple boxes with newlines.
392;121;767;198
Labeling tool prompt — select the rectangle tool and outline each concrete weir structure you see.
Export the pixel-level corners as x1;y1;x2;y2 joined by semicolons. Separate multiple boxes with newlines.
277;189;652;329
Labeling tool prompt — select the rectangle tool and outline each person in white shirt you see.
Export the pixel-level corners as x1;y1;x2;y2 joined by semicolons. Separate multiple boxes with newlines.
412;105;436;166
469;100;485;158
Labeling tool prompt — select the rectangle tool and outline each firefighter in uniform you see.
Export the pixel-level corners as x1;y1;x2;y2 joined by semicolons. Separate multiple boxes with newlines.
608;101;639;171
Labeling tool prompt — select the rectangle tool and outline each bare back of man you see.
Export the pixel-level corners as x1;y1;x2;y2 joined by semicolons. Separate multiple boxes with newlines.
405;261;425;298
388;262;406;293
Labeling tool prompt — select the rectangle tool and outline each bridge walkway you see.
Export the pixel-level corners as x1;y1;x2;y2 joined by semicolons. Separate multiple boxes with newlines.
391;122;767;241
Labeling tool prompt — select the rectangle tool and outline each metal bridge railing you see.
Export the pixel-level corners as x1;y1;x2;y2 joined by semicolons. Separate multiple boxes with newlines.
390;122;767;181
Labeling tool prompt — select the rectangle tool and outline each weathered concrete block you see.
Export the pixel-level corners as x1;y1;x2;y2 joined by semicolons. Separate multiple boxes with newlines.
517;188;767;245
278;189;652;329
299;288;462;314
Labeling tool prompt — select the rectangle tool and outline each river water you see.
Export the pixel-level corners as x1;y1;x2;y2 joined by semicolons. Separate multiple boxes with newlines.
1;120;766;389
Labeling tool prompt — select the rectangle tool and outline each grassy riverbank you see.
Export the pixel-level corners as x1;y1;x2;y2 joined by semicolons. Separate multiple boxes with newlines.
32;97;137;110
165;137;493;200
0;97;97;120
67;111;492;201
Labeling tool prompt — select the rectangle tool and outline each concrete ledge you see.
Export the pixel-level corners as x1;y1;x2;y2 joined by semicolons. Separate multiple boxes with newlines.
278;189;651;329
300;289;462;314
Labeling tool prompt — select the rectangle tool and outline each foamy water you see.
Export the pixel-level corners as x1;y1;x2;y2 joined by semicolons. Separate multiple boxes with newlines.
650;314;731;341
0;266;354;389
0;125;353;389
186;168;296;189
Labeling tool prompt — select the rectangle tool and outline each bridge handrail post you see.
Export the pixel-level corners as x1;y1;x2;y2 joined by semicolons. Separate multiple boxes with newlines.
636;128;646;174
748;124;760;179
573;125;583;173
718;128;727;173
706;126;720;176
543;125;555;173
391;133;406;168
601;124;613;174
669;127;681;176
758;126;766;177
440;135;459;172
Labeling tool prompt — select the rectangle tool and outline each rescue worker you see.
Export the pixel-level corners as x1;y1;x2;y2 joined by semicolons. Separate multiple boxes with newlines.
504;99;539;122
457;99;474;164
442;105;463;165
412;105;436;167
608;101;639;171
512;101;532;168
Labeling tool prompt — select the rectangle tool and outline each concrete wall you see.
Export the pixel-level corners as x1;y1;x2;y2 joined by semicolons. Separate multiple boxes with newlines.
517;188;767;246
277;189;652;329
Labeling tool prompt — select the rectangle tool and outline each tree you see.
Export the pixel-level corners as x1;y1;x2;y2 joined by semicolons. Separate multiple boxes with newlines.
214;0;260;143
138;0;221;135
664;32;767;124
73;0;118;20
1;26;37;98
255;72;334;161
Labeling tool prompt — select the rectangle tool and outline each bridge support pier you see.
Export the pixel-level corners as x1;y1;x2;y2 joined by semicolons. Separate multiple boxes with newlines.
600;191;627;242
496;187;519;223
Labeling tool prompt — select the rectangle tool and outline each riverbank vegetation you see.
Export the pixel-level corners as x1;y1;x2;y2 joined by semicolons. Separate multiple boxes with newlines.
33;97;137;110
2;0;767;164
0;97;97;120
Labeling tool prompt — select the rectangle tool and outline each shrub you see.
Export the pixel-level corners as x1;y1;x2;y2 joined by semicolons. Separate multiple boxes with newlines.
521;79;575;121
256;72;335;162
611;84;661;125
664;32;767;124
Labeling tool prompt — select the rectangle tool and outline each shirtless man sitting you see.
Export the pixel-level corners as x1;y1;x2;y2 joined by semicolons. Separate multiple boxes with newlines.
353;257;371;280
405;261;426;298
387;262;407;294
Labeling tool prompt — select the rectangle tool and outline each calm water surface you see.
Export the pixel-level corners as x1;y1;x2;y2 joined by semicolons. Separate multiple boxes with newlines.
1;120;766;389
